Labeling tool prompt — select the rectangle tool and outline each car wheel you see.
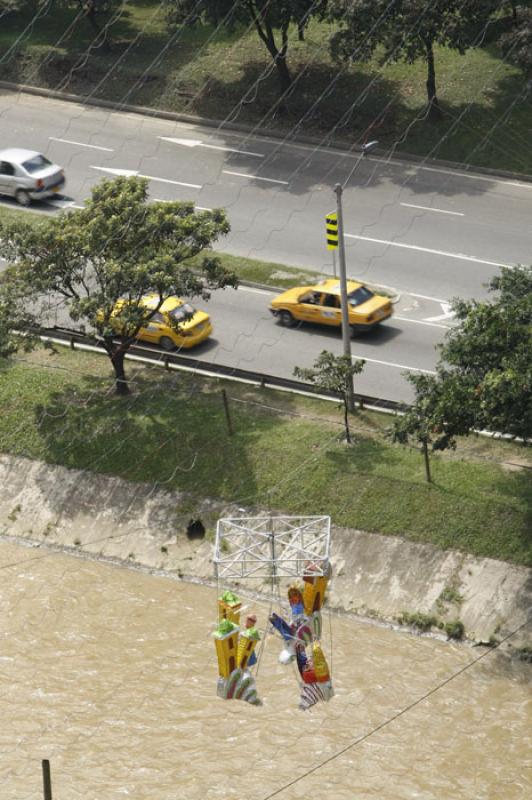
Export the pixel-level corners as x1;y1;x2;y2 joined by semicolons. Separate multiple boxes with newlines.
15;190;31;207
159;336;175;352
279;310;295;328
350;325;363;338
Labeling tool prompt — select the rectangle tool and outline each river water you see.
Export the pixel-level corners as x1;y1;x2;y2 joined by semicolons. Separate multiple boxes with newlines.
1;540;530;799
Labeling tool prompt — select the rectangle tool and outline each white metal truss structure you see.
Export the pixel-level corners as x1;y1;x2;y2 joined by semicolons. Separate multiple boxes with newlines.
214;516;331;580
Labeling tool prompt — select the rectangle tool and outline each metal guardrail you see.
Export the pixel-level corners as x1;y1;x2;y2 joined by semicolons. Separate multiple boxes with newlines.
38;325;408;415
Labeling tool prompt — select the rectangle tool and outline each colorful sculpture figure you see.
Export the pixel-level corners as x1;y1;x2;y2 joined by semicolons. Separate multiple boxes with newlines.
213;565;333;710
288;584;305;618
213;597;261;705
269;573;334;711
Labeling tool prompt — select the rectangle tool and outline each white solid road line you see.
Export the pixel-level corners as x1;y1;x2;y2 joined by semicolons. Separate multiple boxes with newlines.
159;136;264;158
410;162;532;189
400;202;464;217
223;170;289;186
153;198;213;211
352;354;436;374
408;291;448;304
238;285;275;296
45;198;76;208
424;302;455;322
345;233;509;268
394;316;449;329
90;166;201;189
49;137;113;152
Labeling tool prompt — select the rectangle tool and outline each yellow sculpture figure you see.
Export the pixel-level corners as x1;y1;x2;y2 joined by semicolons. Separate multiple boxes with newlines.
303;563;329;615
218;590;242;625
213;620;240;679
237;615;260;670
312;642;331;683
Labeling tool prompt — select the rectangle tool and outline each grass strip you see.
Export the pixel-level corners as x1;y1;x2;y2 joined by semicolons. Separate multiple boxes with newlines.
1;347;530;567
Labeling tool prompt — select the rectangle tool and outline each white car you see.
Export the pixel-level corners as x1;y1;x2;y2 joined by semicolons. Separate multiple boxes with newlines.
0;148;65;206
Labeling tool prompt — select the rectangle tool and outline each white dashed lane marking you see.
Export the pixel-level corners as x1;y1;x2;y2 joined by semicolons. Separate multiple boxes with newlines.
400;202;464;217
90;166;201;189
49;137;113;152
222;170;289;186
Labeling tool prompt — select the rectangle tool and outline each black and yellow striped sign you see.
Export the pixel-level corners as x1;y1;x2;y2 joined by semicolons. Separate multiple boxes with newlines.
326;212;338;250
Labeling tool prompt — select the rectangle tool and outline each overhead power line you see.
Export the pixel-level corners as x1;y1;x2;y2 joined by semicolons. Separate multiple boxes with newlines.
261;617;531;799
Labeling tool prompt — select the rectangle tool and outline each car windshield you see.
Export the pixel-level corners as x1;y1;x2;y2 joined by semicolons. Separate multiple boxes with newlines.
168;303;195;322
22;154;53;174
348;286;374;307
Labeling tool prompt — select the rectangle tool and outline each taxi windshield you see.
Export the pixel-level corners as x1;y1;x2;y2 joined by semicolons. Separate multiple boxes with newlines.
168;303;195;322
348;286;374;307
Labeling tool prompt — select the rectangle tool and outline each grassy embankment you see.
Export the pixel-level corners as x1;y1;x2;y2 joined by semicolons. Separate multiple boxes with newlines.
1;347;531;567
1;3;531;174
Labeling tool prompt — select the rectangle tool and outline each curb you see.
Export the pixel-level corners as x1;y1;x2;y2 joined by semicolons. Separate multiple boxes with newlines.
2;80;532;184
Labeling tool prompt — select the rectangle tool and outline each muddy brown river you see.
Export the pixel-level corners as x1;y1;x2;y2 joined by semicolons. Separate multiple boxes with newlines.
0;540;530;799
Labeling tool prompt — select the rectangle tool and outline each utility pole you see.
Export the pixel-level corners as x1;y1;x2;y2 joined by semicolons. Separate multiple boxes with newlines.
42;760;52;800
334;183;355;412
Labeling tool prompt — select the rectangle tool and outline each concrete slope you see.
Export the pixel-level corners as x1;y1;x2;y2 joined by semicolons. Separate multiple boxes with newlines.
1;454;529;647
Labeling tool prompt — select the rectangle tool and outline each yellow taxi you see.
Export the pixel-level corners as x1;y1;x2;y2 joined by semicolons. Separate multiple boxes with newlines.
108;294;212;350
269;278;392;335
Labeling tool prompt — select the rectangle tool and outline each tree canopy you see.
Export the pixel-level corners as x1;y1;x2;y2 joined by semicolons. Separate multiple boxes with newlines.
393;265;532;448
0;299;19;360
499;5;532;75
0;176;237;394
329;0;499;115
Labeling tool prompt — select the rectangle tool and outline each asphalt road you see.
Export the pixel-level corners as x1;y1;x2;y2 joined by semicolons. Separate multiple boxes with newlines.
0;90;530;402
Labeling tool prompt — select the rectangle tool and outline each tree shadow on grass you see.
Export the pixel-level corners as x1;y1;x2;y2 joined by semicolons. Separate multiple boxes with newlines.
172;59;505;198
30;367;307;525
325;435;408;479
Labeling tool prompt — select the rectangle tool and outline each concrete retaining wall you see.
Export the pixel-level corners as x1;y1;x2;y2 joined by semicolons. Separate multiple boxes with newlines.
1;454;530;647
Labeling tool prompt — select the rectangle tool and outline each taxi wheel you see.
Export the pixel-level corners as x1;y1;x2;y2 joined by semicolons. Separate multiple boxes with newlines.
15;190;31;207
279;310;295;328
159;336;175;351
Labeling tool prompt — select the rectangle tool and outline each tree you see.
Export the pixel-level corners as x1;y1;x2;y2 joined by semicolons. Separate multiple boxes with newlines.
392;265;532;455
1;1;112;35
0;299;19;360
165;0;325;99
0;177;237;395
499;6;532;75
294;350;365;443
0;291;41;365
329;0;498;117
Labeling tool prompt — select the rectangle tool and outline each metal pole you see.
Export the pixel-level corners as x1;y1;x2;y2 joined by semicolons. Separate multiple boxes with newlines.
42;760;52;800
334;183;355;412
422;440;432;483
332;248;337;279
221;388;233;436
